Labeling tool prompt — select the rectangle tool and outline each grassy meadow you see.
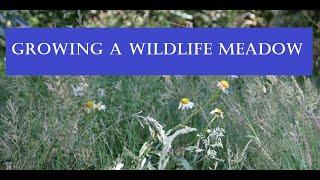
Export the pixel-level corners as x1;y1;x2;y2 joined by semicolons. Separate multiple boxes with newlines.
0;10;320;170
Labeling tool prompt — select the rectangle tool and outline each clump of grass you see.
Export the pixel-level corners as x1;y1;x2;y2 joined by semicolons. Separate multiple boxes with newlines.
1;75;320;170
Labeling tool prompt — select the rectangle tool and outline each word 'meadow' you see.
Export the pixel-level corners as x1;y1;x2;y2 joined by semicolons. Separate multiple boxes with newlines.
11;42;304;56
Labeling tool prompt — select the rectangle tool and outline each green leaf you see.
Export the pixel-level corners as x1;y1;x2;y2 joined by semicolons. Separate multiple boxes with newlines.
177;158;192;170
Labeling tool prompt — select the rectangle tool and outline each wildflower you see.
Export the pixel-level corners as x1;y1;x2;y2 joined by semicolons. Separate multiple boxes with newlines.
85;100;95;110
112;162;124;170
178;98;194;110
206;148;217;159
85;100;106;112
94;102;106;111
209;127;225;143
73;83;88;97
217;80;229;93
109;160;124;170
187;127;225;161
210;108;224;119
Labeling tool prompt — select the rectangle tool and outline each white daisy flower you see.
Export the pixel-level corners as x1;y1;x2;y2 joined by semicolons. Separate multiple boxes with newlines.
110;162;124;170
178;98;194;110
210;108;224;119
85;100;95;113
113;162;124;170
85;101;106;113
94;102;106;111
217;80;229;93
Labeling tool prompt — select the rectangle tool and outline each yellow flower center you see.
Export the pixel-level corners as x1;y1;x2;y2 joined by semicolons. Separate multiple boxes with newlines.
180;98;190;105
220;80;229;89
85;101;94;109
214;108;223;115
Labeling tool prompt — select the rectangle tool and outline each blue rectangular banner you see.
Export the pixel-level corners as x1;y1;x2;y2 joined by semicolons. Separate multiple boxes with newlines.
5;28;313;75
